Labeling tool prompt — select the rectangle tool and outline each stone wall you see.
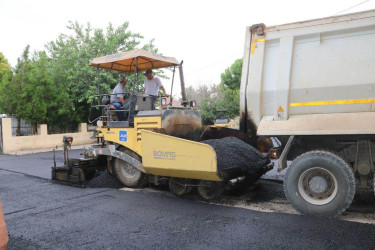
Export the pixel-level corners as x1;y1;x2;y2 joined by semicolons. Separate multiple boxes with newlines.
1;118;96;154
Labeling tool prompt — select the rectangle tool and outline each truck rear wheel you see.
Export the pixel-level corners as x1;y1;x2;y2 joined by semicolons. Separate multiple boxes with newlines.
113;147;147;188
284;151;355;218
169;178;193;196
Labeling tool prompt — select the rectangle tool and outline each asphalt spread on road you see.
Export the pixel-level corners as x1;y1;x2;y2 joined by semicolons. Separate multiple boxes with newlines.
1;150;375;249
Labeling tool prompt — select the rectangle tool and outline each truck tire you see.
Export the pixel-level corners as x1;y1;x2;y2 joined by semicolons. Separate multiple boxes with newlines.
169;178;193;196
284;151;355;218
113;147;147;188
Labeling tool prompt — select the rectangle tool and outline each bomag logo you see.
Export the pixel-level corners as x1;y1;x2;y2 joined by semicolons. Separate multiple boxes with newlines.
153;151;176;160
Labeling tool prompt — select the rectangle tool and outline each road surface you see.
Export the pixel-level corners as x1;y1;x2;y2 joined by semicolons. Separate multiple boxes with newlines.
0;150;374;249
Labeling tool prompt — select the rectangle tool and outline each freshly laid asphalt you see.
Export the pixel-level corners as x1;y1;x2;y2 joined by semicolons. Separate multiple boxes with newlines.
0;150;375;249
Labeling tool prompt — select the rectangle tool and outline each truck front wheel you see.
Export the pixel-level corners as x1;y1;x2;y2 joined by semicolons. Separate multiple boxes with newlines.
284;151;355;218
113;147;147;188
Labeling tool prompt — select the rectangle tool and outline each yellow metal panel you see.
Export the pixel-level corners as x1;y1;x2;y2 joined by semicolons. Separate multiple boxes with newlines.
141;130;221;181
136;122;159;128
96;116;162;156
134;116;161;127
135;116;161;142
214;123;230;128
97;127;141;155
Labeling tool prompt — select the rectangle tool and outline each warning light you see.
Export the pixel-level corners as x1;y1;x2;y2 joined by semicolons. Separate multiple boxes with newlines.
63;136;73;143
270;149;278;159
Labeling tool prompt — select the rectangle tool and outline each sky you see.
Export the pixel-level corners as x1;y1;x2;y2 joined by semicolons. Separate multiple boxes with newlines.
0;0;374;94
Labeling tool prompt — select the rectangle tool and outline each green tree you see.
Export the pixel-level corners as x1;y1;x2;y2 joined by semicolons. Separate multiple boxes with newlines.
0;52;11;84
200;98;218;125
1;21;164;133
19;51;56;133
0;52;12;116
185;84;219;108
199;58;242;125
45;21;157;129
0;46;31;135
220;58;243;90
0;46;74;134
186;84;219;125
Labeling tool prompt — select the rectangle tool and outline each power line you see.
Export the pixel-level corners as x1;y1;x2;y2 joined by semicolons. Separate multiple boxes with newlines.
186;52;242;76
334;0;370;15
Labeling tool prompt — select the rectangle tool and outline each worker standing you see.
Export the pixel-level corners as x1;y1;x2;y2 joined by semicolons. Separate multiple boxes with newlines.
144;70;169;109
0;200;8;250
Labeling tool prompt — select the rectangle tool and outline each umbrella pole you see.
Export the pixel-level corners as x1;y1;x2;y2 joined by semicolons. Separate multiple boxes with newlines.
133;57;138;92
97;65;100;104
127;57;139;123
96;65;105;121
170;66;176;106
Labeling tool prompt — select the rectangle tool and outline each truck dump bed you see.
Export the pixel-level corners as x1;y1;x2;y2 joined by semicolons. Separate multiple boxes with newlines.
240;10;375;136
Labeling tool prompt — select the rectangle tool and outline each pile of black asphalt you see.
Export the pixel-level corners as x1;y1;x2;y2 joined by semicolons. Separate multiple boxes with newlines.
202;137;271;181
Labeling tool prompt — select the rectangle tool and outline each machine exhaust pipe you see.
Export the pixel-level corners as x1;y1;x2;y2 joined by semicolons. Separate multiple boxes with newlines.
179;61;188;106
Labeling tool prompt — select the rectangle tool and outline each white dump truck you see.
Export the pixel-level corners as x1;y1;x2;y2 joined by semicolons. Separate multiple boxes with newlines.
240;9;375;217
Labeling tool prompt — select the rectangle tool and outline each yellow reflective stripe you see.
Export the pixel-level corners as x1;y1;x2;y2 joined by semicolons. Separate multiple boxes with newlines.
250;38;265;55
250;41;256;55
290;99;375;107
